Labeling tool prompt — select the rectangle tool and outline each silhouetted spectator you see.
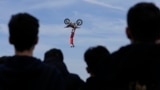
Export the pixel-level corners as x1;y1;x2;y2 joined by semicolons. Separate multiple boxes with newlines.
81;45;110;90
0;13;65;90
108;2;160;90
44;48;85;90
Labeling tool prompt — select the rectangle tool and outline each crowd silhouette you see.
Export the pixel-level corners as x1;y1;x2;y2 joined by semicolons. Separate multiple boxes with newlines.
0;1;160;90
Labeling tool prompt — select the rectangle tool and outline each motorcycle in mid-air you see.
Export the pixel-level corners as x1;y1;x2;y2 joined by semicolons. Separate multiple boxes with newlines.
64;18;83;48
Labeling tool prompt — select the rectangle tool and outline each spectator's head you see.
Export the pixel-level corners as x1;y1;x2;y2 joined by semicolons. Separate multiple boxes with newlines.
84;45;110;76
44;48;69;76
44;48;64;62
8;13;39;52
126;2;160;43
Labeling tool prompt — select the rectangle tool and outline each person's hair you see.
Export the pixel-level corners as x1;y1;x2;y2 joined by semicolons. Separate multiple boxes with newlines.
44;48;64;62
8;13;39;51
127;2;160;42
84;45;110;75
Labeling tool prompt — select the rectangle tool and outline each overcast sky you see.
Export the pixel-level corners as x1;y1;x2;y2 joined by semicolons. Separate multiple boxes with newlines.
0;0;160;81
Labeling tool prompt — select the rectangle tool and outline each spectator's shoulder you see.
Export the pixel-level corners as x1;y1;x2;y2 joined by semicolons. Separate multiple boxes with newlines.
0;56;10;64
